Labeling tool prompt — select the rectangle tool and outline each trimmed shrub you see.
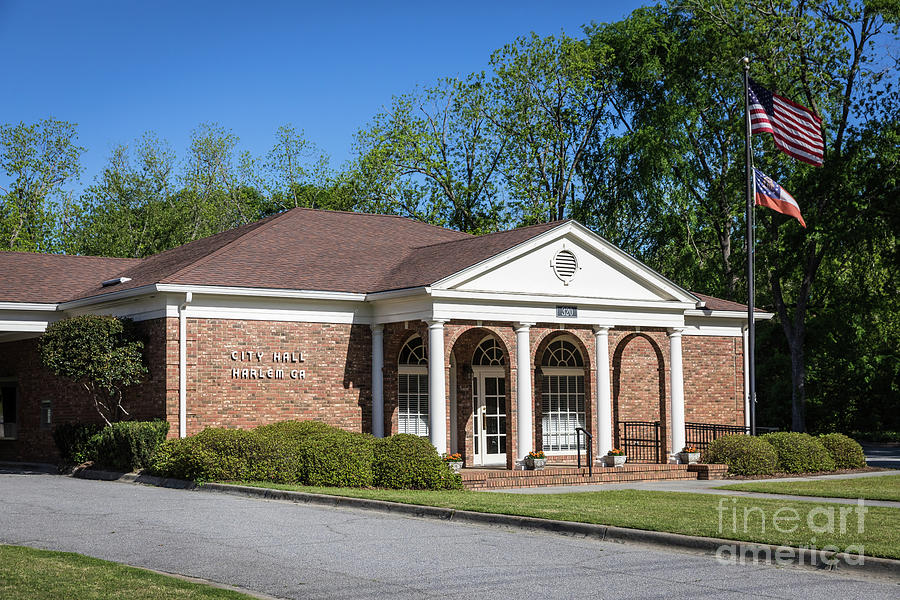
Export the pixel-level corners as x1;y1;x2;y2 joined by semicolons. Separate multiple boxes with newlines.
761;432;836;473
254;420;340;440
294;431;376;487
372;434;462;490
53;422;104;464
702;434;778;476
150;427;283;482
819;433;867;469
89;420;170;471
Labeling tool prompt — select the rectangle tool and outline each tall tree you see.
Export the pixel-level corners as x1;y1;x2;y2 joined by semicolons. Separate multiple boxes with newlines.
488;33;615;224
265;124;340;211
68;132;177;257
352;76;507;233
686;0;899;431
0;117;84;253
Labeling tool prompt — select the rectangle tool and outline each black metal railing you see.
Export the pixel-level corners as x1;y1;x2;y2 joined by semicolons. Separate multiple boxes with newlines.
575;427;593;476
618;421;661;463
685;422;780;453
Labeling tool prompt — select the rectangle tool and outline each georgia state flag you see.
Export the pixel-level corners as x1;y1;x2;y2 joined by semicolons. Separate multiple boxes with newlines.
753;168;806;228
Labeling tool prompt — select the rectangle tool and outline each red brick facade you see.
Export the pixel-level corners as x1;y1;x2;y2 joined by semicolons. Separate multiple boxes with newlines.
1;315;744;465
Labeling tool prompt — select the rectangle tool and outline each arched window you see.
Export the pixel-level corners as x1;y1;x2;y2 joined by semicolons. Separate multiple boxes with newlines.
540;338;586;452
472;338;506;366
398;336;428;437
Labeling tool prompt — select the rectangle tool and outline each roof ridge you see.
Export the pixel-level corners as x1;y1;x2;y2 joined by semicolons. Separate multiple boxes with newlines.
0;250;142;262
286;206;473;238
160;211;292;284
411;219;569;250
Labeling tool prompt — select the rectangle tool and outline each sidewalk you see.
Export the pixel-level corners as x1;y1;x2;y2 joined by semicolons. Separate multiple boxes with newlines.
491;469;900;507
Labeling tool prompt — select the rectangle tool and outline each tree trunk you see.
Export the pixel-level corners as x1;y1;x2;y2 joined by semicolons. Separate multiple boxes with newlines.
788;333;807;432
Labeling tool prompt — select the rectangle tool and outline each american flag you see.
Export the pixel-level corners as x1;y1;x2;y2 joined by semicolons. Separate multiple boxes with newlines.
748;78;824;166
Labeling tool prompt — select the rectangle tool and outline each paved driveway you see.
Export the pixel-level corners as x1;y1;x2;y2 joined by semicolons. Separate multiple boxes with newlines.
0;473;896;599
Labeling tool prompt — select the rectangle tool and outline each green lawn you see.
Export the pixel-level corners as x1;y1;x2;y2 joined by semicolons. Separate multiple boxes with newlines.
0;545;256;600
716;474;900;502
235;481;900;559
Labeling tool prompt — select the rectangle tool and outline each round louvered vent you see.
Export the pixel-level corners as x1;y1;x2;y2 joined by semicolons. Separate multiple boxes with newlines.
552;249;578;284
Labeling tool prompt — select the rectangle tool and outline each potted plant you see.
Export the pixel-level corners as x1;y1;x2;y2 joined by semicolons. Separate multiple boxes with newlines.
603;448;627;467
678;445;700;464
442;452;464;472
524;450;547;470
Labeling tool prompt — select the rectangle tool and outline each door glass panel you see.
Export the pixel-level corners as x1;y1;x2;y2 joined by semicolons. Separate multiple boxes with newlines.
486;377;497;396
487;436;499;454
486;416;498;434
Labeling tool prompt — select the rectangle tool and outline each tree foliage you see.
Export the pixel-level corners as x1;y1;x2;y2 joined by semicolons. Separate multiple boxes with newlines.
38;316;148;425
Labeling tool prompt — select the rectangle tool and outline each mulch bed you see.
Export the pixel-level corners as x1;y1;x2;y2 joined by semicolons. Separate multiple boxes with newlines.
725;466;889;480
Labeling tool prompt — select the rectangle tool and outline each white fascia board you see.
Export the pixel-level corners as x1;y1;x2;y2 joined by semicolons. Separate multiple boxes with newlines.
155;284;367;302
431;299;686;329
0;302;59;312
685;309;775;321
161;291;371;325
60;284;367;311
429;288;696;311
364;287;430;301
0;319;51;332
431;221;699;304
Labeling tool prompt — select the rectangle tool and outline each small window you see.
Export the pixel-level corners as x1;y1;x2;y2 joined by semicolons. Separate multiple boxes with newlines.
398;336;428;437
41;400;52;430
473;338;505;366
0;382;17;440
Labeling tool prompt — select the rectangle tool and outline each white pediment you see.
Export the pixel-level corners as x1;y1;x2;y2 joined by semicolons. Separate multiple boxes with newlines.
434;222;697;305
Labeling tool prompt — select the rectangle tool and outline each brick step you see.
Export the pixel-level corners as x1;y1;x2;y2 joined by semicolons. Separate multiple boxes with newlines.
459;463;718;490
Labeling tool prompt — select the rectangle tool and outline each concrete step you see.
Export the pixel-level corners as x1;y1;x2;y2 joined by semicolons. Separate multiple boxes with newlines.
459;462;718;490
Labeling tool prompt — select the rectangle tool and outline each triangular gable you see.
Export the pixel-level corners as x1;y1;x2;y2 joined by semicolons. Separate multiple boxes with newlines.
432;222;698;304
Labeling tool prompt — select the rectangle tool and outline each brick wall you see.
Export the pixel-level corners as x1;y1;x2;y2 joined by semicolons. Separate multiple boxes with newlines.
0;318;169;462
682;335;745;426
184;318;371;435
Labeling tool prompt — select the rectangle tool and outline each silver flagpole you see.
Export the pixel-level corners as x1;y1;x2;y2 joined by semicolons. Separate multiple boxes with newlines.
743;57;757;436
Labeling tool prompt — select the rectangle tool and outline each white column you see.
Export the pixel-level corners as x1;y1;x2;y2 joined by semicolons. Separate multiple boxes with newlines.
593;326;613;458
514;323;534;462
742;325;750;429
668;327;686;458
427;320;448;454
371;324;384;438
178;292;192;439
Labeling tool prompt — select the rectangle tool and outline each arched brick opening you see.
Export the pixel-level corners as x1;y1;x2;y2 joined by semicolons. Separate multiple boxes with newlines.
533;330;592;457
612;332;668;462
448;326;512;467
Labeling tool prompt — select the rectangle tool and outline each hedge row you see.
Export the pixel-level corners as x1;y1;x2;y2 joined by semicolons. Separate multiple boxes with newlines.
53;420;170;471
702;432;866;476
149;421;461;490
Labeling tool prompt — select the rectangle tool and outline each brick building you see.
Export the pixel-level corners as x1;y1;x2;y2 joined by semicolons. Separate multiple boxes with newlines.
0;208;770;466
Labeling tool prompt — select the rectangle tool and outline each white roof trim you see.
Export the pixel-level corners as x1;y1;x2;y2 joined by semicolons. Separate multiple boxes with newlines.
431;221;699;304
685;308;775;320
0;302;59;311
429;289;695;311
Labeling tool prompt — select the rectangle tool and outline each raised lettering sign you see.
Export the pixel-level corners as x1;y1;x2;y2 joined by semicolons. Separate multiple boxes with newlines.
556;305;578;318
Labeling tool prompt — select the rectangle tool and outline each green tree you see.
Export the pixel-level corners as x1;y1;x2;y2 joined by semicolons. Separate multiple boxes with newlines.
265;124;339;211
352;76;507;232
68;132;178;257
488;33;616;224
0;117;84;253
38;316;148;425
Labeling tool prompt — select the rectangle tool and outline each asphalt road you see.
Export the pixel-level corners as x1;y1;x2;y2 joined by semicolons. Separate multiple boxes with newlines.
0;473;897;599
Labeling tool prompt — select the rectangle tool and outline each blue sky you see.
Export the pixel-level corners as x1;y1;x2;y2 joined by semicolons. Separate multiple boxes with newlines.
0;0;648;188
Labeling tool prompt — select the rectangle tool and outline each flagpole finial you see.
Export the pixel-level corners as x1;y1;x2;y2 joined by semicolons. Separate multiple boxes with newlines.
742;56;750;69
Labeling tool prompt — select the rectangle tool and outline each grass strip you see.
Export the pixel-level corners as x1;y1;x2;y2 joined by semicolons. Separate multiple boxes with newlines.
234;482;900;559
0;545;257;600
715;474;900;502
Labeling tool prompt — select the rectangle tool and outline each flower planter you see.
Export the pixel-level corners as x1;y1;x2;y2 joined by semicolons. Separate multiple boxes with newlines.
603;454;627;467
678;452;700;464
447;461;463;473
525;457;547;470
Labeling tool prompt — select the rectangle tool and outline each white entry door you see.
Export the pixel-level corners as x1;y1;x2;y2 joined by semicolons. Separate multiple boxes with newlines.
472;368;507;466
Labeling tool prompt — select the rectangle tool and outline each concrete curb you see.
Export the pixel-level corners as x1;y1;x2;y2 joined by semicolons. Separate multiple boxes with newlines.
71;468;900;583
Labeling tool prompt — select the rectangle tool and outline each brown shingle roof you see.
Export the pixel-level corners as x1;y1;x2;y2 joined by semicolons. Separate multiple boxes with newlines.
692;292;765;313
5;209;559;303
0;252;141;303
